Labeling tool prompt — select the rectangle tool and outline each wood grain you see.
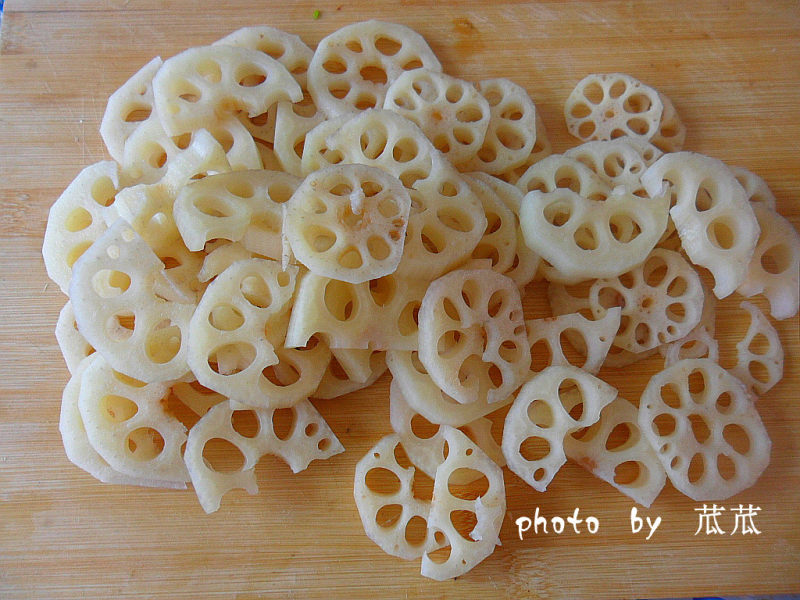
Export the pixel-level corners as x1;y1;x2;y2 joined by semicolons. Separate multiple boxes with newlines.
1;1;799;598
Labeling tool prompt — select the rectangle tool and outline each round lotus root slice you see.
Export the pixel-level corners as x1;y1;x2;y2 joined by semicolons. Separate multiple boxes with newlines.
308;20;442;118
56;301;95;374
730;166;778;211
502;365;617;492
384;68;491;165
588;248;705;353
650;92;686;153
418;269;529;405
284;164;412;284
564;73;664;142
465;176;518;275
313;349;387;399
641;151;760;299
730;301;784;397
639;358;771;501
564;138;663;195
152;44;302;137
515;154;611;199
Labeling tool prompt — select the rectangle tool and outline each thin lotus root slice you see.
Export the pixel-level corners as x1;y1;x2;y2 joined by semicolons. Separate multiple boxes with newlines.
187;258;298;407
729;301;784;396
284;164;412;283
56;301;95;374
274;97;326;177
641;151;760;298
300;115;350;175
565;396;666;507
100;57;162;164
515;154;611;199
563;138;663;194
502;365;617;492
660;279;718;366
152;44;301;136
387;350;514;427
418;268;529;405
322;110;487;280
175;170;300;257
736;203;800;320
520;185;670;284
42;161;121;294
170;380;226;417
588;248;705;353
564;73;664;142
70;221;194;382
650;93;686;153
78;353;189;485
459;78;538;176
730;166;778;211
384;68;490;165
286;271;427;350
154;242;207;303
526;307;621;375
185;398;344;513
313;349;387;399
308;20;442;118
465;176;518;274
639;358;771;501
495;112;553;185
198;242;255;283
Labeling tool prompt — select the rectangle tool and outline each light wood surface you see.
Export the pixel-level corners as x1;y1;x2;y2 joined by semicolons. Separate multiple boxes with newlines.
1;1;799;598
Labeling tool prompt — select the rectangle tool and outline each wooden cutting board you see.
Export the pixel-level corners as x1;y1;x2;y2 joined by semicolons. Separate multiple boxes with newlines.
1;1;799;598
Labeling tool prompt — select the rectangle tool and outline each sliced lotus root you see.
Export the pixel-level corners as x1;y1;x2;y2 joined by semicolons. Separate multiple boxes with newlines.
641;151;760;298
273;97;326;177
300;115;350;175
70;221;194;382
77;353;188;485
56;301;95;374
286;271;426;350
152;44;301;136
215;25;313;85
384;68;490;165
650;92;686;153
323;109;487;280
639;358;771;500
502;365;617;492
520;184;670;283
659;278;718;365
197;242;255;283
154;241;206;303
100;57;163;164
387;350;513;427
170;380;226;417
465;176;518;274
418;268;529;405
42;161;121;294
526;307;621;375
460;78;538;175
736;203;800;320
308;20;442;118
495;111;553;185
515;154;611;199
187;258;298;407
564;138;662;194
729;301;783;396
565;73;664;142
730;166;778;211
565;396;666;507
284;164;411;283
185;398;344;513
313;349;387;399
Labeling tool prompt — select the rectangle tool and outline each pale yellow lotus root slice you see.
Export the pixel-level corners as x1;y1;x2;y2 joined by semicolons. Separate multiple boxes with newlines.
100;57;163;164
56;301;95;374
313;349;387;399
515;154;611;198
502;365;617;492
154;241;206;303
736;203;800;319
564;396;666;507
526;307;621;375
42;161;121;294
564;73;664;142
308;20;442;118
273;99;326;176
197;242;254;283
729;301;783;396
659;279;718;366
650;93;686;153
322;109;487;280
152;44;301;137
300;115;350;175
495;111;553;185
387;350;513;427
69;221;194;382
520;184;669;283
418;269;529;405
187;258;298;407
730;166;778;211
284;164;412;283
641;151;760;298
384;68;490;165
638;358;771;500
78;353;189;485
563;138;663;194
185;398;344;513
170;380;226;417
463;176;518;274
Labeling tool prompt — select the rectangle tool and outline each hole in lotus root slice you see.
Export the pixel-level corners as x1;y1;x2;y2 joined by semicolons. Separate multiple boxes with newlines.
185;398;343;513
418;269;529;405
728;301;783;396
308;20;442;118
564;74;663;142
641;151;760;299
312;349;387;399
284;164;411;283
502;365;617;492
639;358;771;500
152;44;301;137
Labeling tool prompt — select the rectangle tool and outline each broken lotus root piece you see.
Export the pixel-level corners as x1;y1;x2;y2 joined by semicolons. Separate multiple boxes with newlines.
730;301;784;397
